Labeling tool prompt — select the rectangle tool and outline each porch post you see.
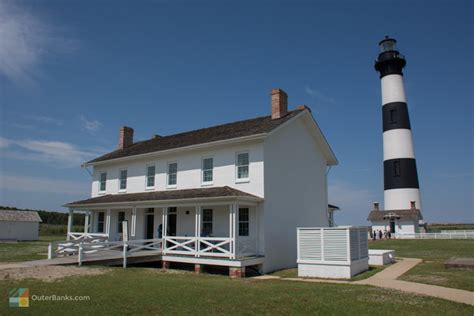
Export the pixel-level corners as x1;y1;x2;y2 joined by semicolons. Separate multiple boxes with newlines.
195;206;201;257
105;209;111;236
67;209;74;240
84;211;90;235
131;207;137;237
234;203;238;259
162;207;167;253
89;211;94;233
229;204;233;258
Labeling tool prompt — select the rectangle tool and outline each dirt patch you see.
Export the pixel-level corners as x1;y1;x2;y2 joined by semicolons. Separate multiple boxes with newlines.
0;265;109;282
143;268;193;275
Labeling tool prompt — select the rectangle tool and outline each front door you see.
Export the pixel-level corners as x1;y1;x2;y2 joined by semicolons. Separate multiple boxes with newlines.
167;207;177;236
145;209;154;239
390;220;396;233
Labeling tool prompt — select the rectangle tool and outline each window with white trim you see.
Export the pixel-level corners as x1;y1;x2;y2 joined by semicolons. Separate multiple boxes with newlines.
202;157;213;184
167;162;177;186
99;172;107;192
236;152;249;181
202;209;213;236
118;211;125;233
97;212;105;233
119;169;127;191
239;208;249;236
146;165;155;188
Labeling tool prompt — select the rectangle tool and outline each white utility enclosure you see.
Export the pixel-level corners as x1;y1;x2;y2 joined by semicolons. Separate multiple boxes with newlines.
368;249;395;266
297;226;369;279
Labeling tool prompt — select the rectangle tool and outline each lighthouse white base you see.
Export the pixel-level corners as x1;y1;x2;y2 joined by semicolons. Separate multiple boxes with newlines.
384;188;421;210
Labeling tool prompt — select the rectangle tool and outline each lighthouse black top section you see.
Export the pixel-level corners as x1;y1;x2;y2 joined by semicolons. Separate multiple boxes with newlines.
375;37;407;78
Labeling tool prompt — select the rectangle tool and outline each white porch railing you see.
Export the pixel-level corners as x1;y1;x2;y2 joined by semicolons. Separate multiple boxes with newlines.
67;232;109;241
49;238;163;268
163;236;233;259
49;235;251;265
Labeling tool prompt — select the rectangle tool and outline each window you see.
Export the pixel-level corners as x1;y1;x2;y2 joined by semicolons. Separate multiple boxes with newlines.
119;170;127;191
99;172;107;192
393;160;401;177
202;157;213;184
97;212;105;233
239;208;249;236
236;152;249;181
389;108;398;124
146;165;155;188
202;209;213;236
167;162;177;186
118;211;125;233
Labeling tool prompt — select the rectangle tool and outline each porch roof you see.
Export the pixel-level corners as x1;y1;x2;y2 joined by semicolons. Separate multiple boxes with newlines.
367;209;422;221
64;186;263;208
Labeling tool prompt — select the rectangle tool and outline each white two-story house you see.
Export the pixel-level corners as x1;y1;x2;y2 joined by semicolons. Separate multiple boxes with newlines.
65;88;337;275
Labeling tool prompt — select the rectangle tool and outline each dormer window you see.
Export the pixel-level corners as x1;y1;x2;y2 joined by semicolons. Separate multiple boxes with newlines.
119;169;127;191
99;172;107;192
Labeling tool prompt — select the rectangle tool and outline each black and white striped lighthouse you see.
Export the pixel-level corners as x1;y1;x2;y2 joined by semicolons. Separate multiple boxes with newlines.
374;36;422;211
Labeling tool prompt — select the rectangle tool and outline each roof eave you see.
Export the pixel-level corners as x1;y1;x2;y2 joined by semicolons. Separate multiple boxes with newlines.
64;195;264;209
84;133;267;167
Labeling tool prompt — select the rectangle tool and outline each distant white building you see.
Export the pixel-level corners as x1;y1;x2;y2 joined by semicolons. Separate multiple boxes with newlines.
367;202;422;234
0;209;42;241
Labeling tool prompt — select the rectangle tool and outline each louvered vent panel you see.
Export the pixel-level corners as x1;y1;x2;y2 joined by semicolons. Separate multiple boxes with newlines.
350;230;360;260
299;230;322;260
359;229;369;258
323;230;347;261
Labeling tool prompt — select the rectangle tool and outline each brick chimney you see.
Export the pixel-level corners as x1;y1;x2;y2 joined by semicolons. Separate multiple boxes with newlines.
118;126;134;150
271;88;288;119
410;201;416;210
373;202;380;211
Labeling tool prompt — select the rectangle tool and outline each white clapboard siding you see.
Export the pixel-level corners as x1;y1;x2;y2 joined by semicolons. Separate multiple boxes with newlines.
297;226;369;264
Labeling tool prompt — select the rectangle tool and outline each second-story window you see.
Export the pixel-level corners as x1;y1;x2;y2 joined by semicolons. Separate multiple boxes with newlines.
236;152;249;181
202;157;213;184
99;172;107;192
167;162;177;187
146;165;155;188
119;169;127;191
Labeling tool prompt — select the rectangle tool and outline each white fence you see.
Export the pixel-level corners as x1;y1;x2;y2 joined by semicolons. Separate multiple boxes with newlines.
395;231;474;239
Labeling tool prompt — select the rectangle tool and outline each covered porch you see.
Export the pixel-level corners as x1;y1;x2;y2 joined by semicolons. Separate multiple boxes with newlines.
62;187;264;272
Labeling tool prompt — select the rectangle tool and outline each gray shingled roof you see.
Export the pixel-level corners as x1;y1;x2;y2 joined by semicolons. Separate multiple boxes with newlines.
0;210;42;222
65;186;262;207
87;109;305;164
367;209;422;221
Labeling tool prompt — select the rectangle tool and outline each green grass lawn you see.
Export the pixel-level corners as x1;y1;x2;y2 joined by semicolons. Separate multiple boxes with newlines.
0;236;65;262
1;268;473;315
370;239;474;291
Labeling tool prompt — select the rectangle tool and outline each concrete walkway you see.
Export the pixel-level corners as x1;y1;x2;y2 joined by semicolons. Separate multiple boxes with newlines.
256;258;474;307
354;258;474;307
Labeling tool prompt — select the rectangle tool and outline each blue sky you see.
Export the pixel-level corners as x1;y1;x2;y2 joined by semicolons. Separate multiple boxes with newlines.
0;0;472;224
